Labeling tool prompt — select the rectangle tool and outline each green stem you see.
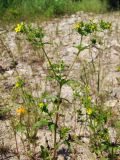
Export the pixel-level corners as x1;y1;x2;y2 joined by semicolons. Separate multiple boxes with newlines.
53;112;59;159
41;44;62;159
53;85;62;159
97;52;101;93
42;47;57;78
111;146;114;160
12;128;20;160
66;36;83;78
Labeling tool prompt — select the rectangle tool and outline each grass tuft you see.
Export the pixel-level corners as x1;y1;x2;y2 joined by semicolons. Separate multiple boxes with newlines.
0;0;108;22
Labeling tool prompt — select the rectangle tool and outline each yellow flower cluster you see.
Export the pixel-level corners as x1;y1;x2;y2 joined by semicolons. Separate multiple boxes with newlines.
15;82;20;88
89;24;97;31
15;77;24;88
15;22;24;33
86;108;93;115
73;22;81;29
16;107;26;115
74;20;111;36
88;96;91;101
39;102;44;108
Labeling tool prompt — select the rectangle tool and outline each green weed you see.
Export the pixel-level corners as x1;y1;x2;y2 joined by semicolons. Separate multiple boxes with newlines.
7;20;119;160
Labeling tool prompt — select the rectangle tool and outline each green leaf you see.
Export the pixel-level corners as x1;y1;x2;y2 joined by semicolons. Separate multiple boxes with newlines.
116;66;120;72
91;38;97;45
40;145;50;160
48;122;56;132
61;79;69;86
63;139;70;147
60;127;70;139
33;119;48;129
75;44;88;52
100;158;109;160
42;105;49;113
15;123;26;133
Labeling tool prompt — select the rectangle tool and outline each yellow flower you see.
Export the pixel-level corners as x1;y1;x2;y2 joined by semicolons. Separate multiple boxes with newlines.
85;85;90;92
15;78;24;88
16;107;26;115
73;23;80;29
38;102;44;108
15;82;20;88
86;108;93;115
91;25;95;30
15;22;24;33
88;96;91;101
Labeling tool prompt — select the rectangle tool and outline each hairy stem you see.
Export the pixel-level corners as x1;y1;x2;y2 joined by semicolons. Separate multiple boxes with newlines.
53;85;62;159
